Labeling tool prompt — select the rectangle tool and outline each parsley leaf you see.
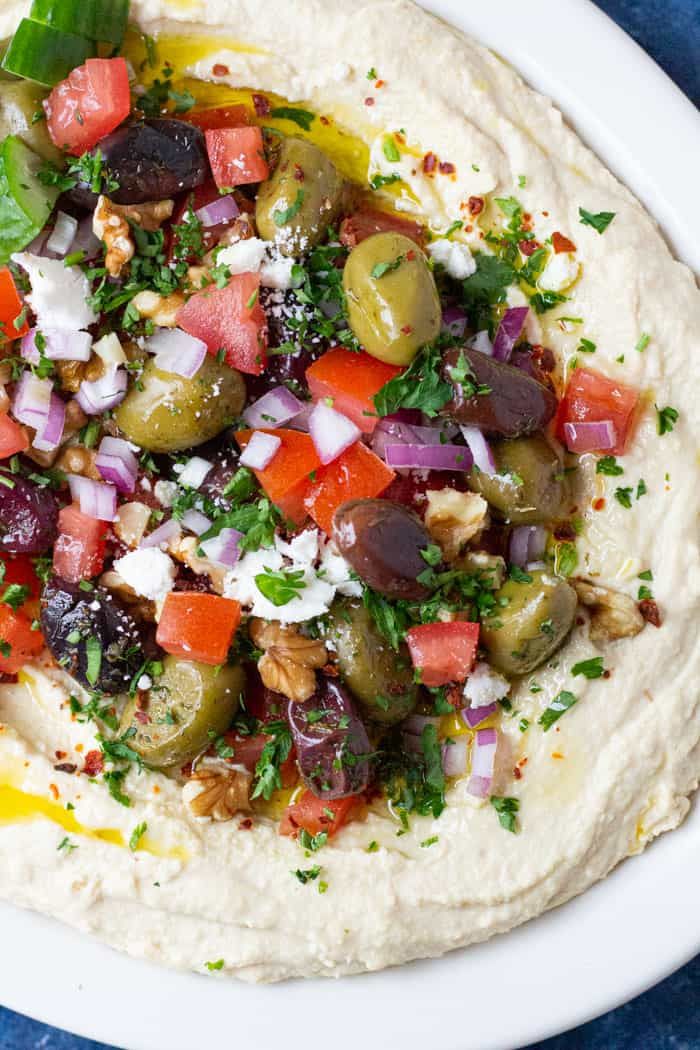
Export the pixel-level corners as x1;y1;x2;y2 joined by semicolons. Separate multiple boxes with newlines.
373;343;452;418
579;207;616;234
273;189;305;226
129;821;148;851
461;254;517;333
614;486;633;509
538;690;578;731
255;566;306;606
251;720;293;800
656;404;679;436
269;106;315;130
596;455;623;476
490;795;519;833
572;657;605;679
293;865;321;884
1;584;29;611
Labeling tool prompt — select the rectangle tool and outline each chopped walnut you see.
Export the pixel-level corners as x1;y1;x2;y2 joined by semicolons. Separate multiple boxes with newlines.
55;354;105;395
186;265;210;289
425;488;489;561
169;535;227;594
130;289;185;328
249;618;327;703
93;195;135;277
182;764;252;821
107;198;174;232
55;444;101;480
114;501;152;548
572;579;645;643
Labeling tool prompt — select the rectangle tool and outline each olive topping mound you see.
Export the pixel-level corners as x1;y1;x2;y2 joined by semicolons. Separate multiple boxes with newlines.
40;577;142;695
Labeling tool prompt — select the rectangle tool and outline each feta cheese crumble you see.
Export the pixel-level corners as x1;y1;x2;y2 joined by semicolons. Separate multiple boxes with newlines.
463;661;510;707
216;237;296;290
11;253;98;331
428;239;477;280
113;548;177;604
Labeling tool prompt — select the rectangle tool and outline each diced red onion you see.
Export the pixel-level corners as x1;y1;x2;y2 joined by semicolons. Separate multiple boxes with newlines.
243;386;304;429
492;307;529;362
460;425;496;475
308;401;361;466
563;420;617;453
45;211;78;256
181;509;212;535
371;418;459;460
20;330;40;365
194;194;240;228
287;401;314;433
467;728;498;799
526;560;547;571
22;327;92;363
461;703;497;729
32;393;66;452
469;330;494;356
96;436;139;494
240;430;281;470
146;328;207;379
76;366;128;415
12;372;52;427
384;443;473;471
442;738;468;777
140;518;181;549
71;215;102;261
175;456;212;489
441;304;468;339
509;525;547;568
67;474;117;522
200;527;243;567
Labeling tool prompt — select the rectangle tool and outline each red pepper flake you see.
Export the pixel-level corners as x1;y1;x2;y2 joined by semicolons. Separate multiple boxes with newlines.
639;599;662;627
238;817;254;830
593;497;606;511
319;115;330;125
513;766;522;780
322;663;339;677
55;750;67;760
83;750;104;777
468;196;484;215
519;238;542;257
422;152;437;174
252;93;270;116
552;231;577;254
531;344;556;372
134;710;149;725
603;669;612;679
293;163;305;182
212;63;230;77
542;210;550;217
375;79;385;89
406;249;416;261
54;762;77;774
401;324;413;335
49;783;59;801
364;96;375;107
439;161;456;175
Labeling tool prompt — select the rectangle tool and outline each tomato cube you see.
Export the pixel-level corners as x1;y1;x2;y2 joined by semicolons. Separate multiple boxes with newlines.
306;349;402;433
406;621;480;687
53;504;108;583
0;267;28;343
177;272;268;375
205;126;269;189
0;413;29;458
556;368;639;455
44;57;131;155
0;605;44;673
279;790;360;838
156;592;241;666
181;104;251;131
303;442;395;535
235;428;321;524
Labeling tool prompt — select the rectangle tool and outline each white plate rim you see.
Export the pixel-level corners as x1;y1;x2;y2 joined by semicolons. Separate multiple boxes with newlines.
0;2;698;1048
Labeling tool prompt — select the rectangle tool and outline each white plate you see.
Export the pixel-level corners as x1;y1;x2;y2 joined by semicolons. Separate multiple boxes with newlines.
1;3;699;1048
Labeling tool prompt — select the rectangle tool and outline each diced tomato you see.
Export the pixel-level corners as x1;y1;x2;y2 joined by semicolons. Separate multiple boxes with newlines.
406;621;480;687
306;349;401;434
44;57;130;156
279;790;361;838
0;267;28;343
205;126;269;189
235;428;321;524
177;272;268;375
339;207;425;249
303;442;395;535
0;413;28;458
2;555;41;602
53;504;108;583
0;605;44;674
181;104;251;131
555;367;639;455
156;592;241;666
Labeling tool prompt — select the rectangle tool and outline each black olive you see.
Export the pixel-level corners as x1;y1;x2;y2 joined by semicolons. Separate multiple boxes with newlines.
0;471;59;555
287;677;370;799
40;577;142;695
98;119;209;205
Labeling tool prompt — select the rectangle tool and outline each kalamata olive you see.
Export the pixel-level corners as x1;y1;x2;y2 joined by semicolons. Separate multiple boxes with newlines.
98;119;208;205
441;347;557;437
332;498;434;600
287;677;370;799
480;571;577;675
40;577;142;695
0;471;59;554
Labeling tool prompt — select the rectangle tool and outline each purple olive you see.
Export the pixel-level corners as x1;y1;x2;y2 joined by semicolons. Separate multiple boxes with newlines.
287;677;370;799
99;119;208;205
332;498;434;600
0;471;59;554
441;347;557;437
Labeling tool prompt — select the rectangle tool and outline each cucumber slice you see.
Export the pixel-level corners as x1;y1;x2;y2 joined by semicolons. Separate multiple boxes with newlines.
30;0;130;47
0;135;59;265
1;19;95;87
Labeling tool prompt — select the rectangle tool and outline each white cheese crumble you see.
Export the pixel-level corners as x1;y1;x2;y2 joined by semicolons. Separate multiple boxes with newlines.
113;548;177;603
93;332;127;366
463;661;510;708
468;329;494;355
11;252;98;331
428;239;477;280
154;480;178;507
175;456;212;489
539;252;580;293
217;237;296;290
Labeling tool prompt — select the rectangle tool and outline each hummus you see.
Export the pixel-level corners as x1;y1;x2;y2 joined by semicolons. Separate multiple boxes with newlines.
0;0;699;983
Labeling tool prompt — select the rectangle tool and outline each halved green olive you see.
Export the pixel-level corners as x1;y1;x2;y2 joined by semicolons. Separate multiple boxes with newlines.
469;435;569;524
120;657;245;768
0;79;63;164
114;356;245;453
343;232;441;365
324;600;418;725
480;570;577;675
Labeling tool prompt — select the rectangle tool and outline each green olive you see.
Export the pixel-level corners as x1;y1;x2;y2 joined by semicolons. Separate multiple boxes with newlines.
468;435;569;524
480;571;577;676
120;657;245;768
324;600;418;725
0;79;62;164
343;232;441;365
114;356;245;453
255;137;345;254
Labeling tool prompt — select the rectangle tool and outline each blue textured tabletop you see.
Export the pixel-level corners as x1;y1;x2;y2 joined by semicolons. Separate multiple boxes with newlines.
1;2;698;1048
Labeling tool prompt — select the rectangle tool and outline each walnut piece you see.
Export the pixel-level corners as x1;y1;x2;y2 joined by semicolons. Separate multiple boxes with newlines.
249;618;327;702
169;535;228;594
55;354;105;394
572;579;645;643
93;195;135;277
113;501;152;548
55;444;101;480
131;289;185;328
425;488;489;561
182;765;252;821
107;198;174;232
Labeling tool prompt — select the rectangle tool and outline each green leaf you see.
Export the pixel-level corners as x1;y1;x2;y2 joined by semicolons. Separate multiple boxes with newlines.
490;795;519;833
129;821;148;851
538;690;578;731
596;455;623;476
554;542;578;578
369;172;401;190
530;289;568;314
461;254;517;332
656;404;679;436
293;865;321;884
635;333;650;353
421;723;445;796
269;106;315;130
382;135;401;163
373;343;452;418
205;959;224;972
255;566;306;606
251;720;293;801
85;635;102;687
579;207;616;234
273;189;305;226
1;584;29;611
168;88;195;113
571;657;605;679
614;486;633;509
371;254;405;279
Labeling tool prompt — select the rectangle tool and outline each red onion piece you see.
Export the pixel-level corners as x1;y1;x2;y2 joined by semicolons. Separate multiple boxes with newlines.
71;215;102;261
467;727;498;798
12;372;52;427
22;327;92;363
32;393;66;452
180;509;212;535
384;443;473;471
563;420;617;453
509;525;547;568
287;401;314;433
461;703;497;729
20;330;40;365
140;518;181;549
45;211;78;256
200;527;243;567
240;430;281;470
243;386;304;429
460;425;496;475
96;436;139;494
371;418;459;460
442;738;468;777
492;306;529;362
194;194;240;228
308;401;360;465
441;304;468;339
146;328;207;379
67;474;117;521
76;366;128;415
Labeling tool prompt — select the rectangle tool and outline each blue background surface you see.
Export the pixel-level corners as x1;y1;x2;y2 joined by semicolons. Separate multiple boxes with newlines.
0;1;698;1047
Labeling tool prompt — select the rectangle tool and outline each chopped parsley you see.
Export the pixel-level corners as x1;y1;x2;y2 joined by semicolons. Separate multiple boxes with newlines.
273;189;305;227
293;865;321;884
578;207;616;234
596;455;624;476
656;404;679;436
1;584;29;611
382;135;401;163
371;254;405;279
129;822;148;851
369;172;401;190
420;835;439;848
299;828;328;852
57;836;78;854
251;720;293;800
614;486;633;509
255;566;306;606
577;338;597;354
373;342;452;418
538;690;578;731
84;636;102;687
571;657;605;679
490;796;519;833
39;148;118;196
205;959;225;972
269;106;315;130
554;542;578;578
635;333;650;353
